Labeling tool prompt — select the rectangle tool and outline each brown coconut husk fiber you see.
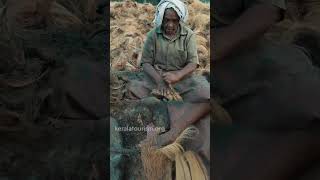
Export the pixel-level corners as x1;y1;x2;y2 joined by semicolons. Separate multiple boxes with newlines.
110;0;210;72
140;126;209;180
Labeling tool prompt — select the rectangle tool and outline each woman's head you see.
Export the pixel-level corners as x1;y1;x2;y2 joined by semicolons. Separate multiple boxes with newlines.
162;8;180;36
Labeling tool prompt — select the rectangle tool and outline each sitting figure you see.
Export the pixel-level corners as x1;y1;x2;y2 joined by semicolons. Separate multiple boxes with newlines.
128;0;212;177
128;0;211;147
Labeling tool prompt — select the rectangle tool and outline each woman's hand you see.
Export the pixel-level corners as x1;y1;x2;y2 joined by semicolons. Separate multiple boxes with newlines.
163;71;182;84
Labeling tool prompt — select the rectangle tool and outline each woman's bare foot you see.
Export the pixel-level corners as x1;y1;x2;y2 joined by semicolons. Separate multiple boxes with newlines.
155;128;180;148
139;123;181;148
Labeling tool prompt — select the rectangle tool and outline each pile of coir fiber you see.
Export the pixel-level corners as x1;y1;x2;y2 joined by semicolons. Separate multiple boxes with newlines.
110;0;210;72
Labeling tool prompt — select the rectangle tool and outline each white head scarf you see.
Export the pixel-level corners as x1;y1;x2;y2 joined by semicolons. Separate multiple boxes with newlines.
153;0;188;27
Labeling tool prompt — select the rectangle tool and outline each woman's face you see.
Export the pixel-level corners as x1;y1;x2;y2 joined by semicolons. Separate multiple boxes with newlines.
162;8;180;36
